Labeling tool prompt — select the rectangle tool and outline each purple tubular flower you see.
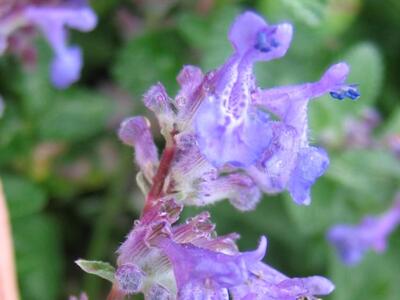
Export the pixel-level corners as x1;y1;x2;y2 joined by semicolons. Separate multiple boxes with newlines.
115;197;261;298
154;236;267;300
170;133;260;210
231;262;335;300
192;11;359;206
114;196;335;299
24;1;97;88
50;45;82;88
194;12;293;168
118;116;159;182
247;63;352;205
0;1;97;88
327;195;400;265
194;173;261;211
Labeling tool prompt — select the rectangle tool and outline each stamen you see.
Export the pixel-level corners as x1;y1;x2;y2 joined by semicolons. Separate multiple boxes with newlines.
255;31;271;53
329;85;360;101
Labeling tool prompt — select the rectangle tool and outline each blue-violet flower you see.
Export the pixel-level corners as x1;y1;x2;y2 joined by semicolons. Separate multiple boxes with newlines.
328;193;400;265
0;0;97;88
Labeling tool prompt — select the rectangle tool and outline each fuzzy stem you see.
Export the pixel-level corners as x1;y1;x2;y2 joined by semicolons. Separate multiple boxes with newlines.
106;134;177;299
143;134;176;214
0;179;20;300
106;284;125;300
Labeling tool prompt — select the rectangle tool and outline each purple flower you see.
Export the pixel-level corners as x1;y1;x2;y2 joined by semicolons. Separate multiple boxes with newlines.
327;195;400;265
116;197;246;298
50;45;82;88
131;11;359;208
154;236;266;299
231;262;334;300
194;12;358;205
194;12;293;168
118;116;159;182
113;196;335;299
0;0;97;88
191;12;359;206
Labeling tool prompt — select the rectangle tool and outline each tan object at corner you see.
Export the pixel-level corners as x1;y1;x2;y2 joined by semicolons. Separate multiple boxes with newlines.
0;180;20;300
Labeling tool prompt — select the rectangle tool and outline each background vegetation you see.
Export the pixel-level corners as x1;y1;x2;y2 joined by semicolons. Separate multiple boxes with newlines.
1;0;399;299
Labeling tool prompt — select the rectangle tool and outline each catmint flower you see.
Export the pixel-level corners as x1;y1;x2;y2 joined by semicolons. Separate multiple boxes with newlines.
192;12;359;206
118;116;159;182
125;11;359;210
115;197;252;298
194;12;293;168
231;262;335;299
327;194;400;265
115;197;334;299
0;0;97;88
93;10;356;299
343;107;381;149
154;236;266;299
386;134;400;159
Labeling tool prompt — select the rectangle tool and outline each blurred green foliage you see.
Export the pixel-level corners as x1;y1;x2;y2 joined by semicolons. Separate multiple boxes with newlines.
0;0;399;299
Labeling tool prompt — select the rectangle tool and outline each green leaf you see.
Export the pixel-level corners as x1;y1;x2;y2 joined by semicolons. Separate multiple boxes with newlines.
76;259;115;282
178;6;239;70
38;89;113;142
380;106;400;136
12;215;63;300
326;149;400;209
19;39;54;119
0;105;34;165
258;0;326;26
2;175;47;218
343;42;384;106
113;29;187;97
323;0;362;35
284;178;354;236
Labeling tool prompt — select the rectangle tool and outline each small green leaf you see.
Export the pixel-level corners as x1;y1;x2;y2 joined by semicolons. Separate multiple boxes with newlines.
76;259;115;282
2;175;47;218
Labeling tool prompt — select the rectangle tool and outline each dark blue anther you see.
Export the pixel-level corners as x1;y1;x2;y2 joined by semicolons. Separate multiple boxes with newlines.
345;88;360;100
329;91;345;100
255;31;271;53
270;39;279;48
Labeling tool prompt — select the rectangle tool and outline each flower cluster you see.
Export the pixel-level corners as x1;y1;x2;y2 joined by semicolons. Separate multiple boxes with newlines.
102;10;361;299
112;197;334;299
0;0;97;88
328;193;400;266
